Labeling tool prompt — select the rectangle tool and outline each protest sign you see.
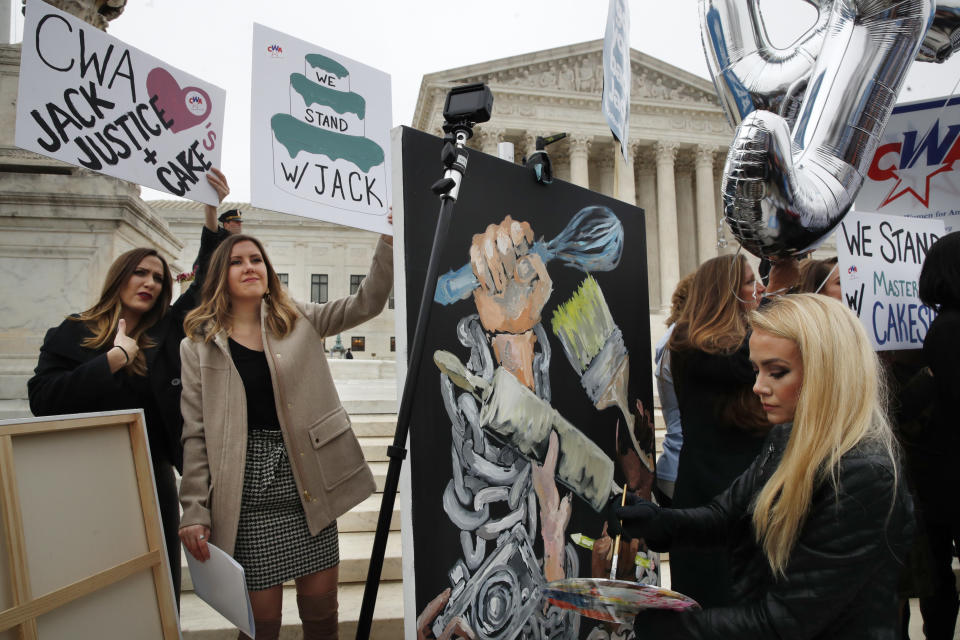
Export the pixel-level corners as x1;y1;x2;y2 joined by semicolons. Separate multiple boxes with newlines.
15;0;225;205
602;0;630;163
250;23;392;235
836;210;944;351
856;94;960;233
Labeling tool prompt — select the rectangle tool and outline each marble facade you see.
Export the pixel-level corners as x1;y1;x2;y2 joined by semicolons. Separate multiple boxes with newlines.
412;40;739;311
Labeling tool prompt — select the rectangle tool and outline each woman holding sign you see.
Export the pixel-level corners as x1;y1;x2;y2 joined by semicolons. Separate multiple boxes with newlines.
178;225;392;640
27;168;231;604
613;294;914;638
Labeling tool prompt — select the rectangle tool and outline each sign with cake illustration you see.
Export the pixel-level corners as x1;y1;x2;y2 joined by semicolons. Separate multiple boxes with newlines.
251;23;392;234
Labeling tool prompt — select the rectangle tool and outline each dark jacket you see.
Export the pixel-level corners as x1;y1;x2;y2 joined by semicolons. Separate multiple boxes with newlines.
28;226;221;472
637;424;914;639
668;338;769;606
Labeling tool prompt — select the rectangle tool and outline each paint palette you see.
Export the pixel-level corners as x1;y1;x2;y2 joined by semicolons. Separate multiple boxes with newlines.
543;578;699;623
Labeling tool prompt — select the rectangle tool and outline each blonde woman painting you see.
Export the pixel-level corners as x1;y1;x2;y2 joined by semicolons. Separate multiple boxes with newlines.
613;294;914;638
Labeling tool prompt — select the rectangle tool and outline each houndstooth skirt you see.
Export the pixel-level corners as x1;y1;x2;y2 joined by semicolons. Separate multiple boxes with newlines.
233;429;339;591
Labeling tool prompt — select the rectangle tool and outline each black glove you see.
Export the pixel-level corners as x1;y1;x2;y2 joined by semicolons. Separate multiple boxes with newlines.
607;493;670;548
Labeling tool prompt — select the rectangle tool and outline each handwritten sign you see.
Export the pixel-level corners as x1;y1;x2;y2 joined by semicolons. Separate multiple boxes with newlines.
250;23;392;235
856;94;960;233
837;210;944;351
15;0;225;205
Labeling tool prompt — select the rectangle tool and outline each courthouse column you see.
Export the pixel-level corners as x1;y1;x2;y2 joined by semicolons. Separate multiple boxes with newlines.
695;145;719;263
637;150;661;310
614;140;640;205
568;134;592;189
478;127;505;156
655;140;681;309
676;157;696;276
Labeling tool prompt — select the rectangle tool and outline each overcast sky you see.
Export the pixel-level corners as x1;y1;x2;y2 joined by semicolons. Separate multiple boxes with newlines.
14;0;960;202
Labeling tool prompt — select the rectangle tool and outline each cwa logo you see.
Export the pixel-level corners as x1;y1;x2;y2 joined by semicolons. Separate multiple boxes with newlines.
267;44;284;58
867;119;960;208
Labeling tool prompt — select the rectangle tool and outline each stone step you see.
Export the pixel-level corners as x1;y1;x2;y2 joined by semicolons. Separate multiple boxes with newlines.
370;461;389;492
341;397;398;415
351;414;397;437
180;531;402;592
0;398;29;421
338;494;400;533
360;437;393;463
180;580;403;639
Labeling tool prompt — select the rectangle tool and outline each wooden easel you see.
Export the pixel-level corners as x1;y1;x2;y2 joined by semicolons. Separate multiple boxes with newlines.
0;411;179;639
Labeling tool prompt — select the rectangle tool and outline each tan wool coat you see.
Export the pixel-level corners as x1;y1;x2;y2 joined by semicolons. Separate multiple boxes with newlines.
178;238;393;555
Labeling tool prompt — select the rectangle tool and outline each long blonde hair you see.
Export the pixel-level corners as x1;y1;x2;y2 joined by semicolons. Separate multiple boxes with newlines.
667;254;751;355
73;248;172;376
184;235;298;342
749;294;896;576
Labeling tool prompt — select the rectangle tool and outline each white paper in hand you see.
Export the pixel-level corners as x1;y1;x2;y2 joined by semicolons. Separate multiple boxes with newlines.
183;542;255;637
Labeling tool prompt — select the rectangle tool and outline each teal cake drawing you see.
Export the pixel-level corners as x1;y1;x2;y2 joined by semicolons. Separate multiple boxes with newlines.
305;54;348;79
290;73;366;119
272;114;384;172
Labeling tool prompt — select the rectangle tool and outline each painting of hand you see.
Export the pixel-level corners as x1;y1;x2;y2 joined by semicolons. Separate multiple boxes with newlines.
470;215;552;335
532;429;572;583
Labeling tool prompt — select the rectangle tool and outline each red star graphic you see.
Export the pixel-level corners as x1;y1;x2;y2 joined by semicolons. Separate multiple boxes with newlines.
880;162;956;208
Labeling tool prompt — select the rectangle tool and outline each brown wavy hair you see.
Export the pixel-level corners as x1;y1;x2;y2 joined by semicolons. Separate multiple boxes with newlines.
667;253;768;433
667;254;751;355
184;234;298;342
796;257;838;295
665;271;696;327
71;248;173;376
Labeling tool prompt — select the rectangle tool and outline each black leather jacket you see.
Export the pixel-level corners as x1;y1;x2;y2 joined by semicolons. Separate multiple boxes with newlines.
637;424;914;639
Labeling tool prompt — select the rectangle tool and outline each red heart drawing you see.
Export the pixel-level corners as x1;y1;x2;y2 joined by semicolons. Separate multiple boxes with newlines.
146;67;212;134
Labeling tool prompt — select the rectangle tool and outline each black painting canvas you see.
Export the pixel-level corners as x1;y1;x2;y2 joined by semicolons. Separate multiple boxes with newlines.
395;126;654;639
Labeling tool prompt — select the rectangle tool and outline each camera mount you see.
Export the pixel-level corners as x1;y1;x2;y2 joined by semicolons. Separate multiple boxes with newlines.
357;83;494;640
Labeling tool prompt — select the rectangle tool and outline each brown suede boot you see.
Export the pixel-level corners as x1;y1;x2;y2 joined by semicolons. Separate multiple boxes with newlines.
297;591;338;640
238;617;282;640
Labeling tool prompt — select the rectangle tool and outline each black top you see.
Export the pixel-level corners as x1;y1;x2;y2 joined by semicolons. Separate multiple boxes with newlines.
634;424;914;639
228;338;280;430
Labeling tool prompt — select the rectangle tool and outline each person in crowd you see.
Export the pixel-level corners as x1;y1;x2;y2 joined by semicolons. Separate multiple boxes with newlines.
219;209;243;236
796;256;841;300
664;253;770;607
615;294;914;638
653;272;695;506
27;169;231;605
177;223;393;640
344;348;353;360
912;231;960;639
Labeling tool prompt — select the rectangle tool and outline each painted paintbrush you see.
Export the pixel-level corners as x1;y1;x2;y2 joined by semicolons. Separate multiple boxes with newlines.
551;276;653;472
434;205;624;305
609;484;627;580
433;350;615;512
570;533;655;569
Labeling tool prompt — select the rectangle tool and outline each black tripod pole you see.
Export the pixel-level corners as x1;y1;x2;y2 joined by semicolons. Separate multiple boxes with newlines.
356;129;472;639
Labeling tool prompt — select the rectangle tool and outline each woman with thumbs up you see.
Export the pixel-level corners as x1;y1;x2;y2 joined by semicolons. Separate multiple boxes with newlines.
27;168;231;606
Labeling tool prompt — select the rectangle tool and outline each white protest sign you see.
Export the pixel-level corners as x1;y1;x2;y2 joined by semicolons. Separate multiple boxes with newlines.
856;94;960;233
836;210;943;351
15;0;225;205
250;23;392;235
